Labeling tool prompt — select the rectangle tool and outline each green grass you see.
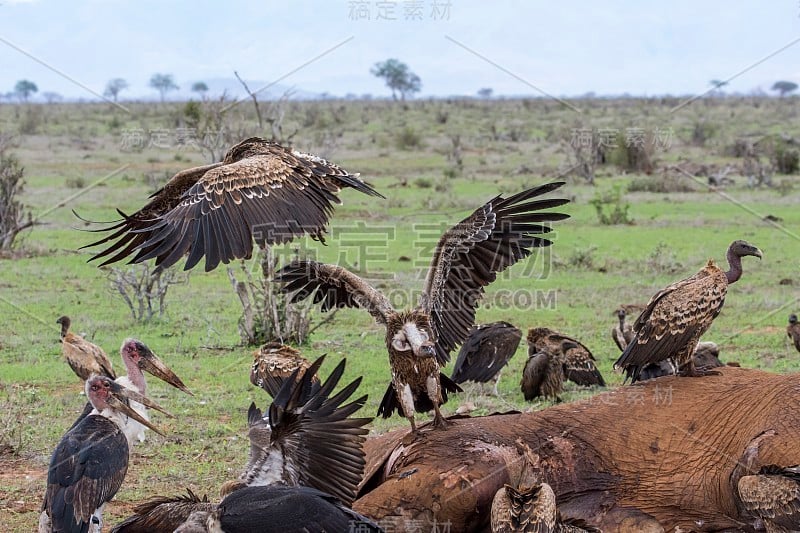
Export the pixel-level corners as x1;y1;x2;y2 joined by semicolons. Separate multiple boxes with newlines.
1;96;799;530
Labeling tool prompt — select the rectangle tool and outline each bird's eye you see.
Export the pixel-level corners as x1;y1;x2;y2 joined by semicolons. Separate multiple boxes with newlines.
392;338;411;352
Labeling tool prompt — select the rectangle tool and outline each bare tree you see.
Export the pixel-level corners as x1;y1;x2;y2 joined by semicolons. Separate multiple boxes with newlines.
108;264;188;322
41;92;62;104
0;135;33;251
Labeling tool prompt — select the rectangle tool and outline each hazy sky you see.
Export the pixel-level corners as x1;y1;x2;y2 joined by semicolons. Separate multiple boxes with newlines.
1;1;799;100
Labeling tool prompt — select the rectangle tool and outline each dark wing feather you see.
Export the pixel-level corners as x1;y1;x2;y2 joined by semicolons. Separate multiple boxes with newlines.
521;352;553;401
245;356;371;506
614;264;727;382
216;485;383;533
562;343;605;387
788;322;800;352
110;489;212;533
275;259;395;325
44;416;129;532
81;139;383;272
450;322;522;384
420;183;570;365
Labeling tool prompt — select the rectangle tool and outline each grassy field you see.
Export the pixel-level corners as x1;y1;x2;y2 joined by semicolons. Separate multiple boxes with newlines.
0;96;798;530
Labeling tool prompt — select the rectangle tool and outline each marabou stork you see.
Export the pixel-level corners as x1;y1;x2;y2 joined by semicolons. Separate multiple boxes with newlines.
39;375;172;533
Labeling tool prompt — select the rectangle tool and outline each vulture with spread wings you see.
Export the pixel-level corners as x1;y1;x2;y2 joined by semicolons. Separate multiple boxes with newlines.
80;137;384;272
276;183;570;431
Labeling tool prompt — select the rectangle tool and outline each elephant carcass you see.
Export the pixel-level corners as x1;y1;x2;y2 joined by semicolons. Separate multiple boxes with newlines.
355;367;800;532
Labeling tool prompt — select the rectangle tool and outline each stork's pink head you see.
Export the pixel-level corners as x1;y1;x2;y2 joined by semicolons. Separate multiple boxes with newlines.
119;339;192;396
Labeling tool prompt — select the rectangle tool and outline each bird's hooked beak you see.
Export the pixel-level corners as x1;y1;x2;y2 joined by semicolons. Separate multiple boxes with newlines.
135;343;193;396
752;247;763;259
105;380;173;436
404;324;436;359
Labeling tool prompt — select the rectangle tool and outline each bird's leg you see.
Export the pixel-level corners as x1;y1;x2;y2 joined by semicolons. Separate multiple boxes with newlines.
427;375;449;429
491;371;501;397
398;383;418;433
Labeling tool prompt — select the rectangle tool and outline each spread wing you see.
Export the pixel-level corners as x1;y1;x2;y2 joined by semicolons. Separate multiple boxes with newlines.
737;465;800;527
275;260;395;325
243;356;372;506
419;183;570;365
81;138;383;272
450;322;522;384
614;266;727;382
44;416;128;530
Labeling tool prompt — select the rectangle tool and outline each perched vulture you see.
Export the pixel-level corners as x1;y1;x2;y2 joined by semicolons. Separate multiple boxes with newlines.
249;342;318;398
114;356;376;532
520;348;564;402
449;321;522;396
491;440;597;533
57;315;116;381
788;314;800;352
276;183;570;431
80;137;384;272
611;308;634;352
737;464;800;532
526;327;605;387
40;376;168;533
614;240;762;383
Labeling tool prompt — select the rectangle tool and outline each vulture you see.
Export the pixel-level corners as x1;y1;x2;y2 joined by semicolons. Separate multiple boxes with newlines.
79;137;384;272
491;440;597;533
526;327;605;387
614;240;762;383
449;321;523;396
610;308;634;352
113;356;379;532
181;485;383;533
249;342;319;398
276;183;570;431
636;341;722;381
521;347;565;402
110;490;213;533
788;314;800;352
57;315;116;381
737;464;800;532
39;376;170;533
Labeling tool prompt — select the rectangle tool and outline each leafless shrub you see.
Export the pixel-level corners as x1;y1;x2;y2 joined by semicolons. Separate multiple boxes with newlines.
0;136;34;251
108;264;188;322
227;247;326;346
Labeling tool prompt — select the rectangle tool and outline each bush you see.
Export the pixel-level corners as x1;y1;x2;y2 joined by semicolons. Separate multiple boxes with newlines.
108;264;188;322
395;126;423;150
608;131;655;174
628;173;696;193
0;145;33;251
589;185;633;225
773;142;799;174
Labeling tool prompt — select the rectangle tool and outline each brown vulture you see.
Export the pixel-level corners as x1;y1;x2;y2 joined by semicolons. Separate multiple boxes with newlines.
788;314;800;352
611;308;634;352
737;465;800;532
79;137;384;272
57;315;116;381
636;341;723;382
614;240;762;383
526;327;605;387
521;347;565;403
449;321;523;396
491;440;597;533
249;342;319;398
112;356;379;532
276;183;570;431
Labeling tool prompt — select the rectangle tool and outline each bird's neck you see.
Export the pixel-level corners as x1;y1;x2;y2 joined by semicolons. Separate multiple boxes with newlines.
725;248;743;284
618;316;626;330
122;359;146;393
